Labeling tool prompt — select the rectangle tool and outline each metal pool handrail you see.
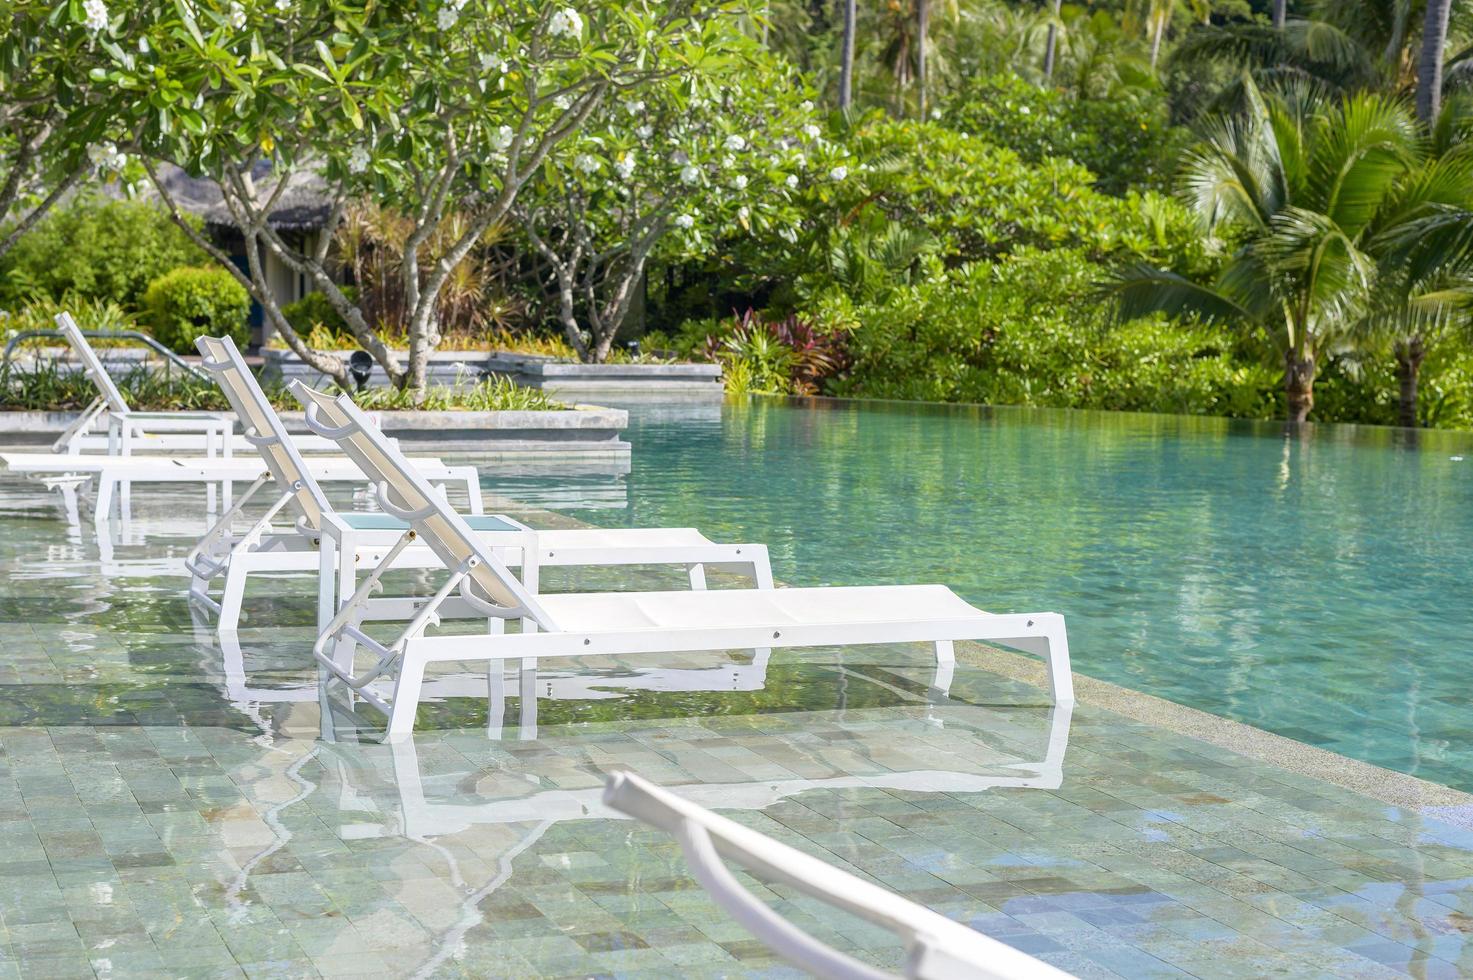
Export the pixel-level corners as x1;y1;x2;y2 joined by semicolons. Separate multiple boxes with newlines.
603;769;1076;980
1;329;211;383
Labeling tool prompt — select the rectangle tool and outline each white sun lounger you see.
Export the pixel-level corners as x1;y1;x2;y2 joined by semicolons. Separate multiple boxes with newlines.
291;382;1074;741
49;312;235;457
49;311;343;457
12;313;470;529
190;336;772;632
604;769;1074;980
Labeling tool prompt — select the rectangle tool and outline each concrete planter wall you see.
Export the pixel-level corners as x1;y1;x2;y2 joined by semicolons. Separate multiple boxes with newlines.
261;348;724;401
0;406;629;458
258;348;497;388
485;353;723;401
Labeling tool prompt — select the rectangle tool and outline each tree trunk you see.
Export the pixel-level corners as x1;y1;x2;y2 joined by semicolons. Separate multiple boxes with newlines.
1042;0;1062;80
1150;17;1164;68
1395;337;1425;429
1417;0;1453;121
838;0;856;109
1272;0;1285;29
916;0;929;118
1284;351;1316;424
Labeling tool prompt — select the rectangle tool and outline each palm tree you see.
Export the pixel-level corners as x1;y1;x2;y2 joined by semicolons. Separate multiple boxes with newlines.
1418;0;1453;120
838;0;857;108
1043;0;1062;79
917;0;930;116
1103;79;1422;423
1367;107;1473;424
1273;0;1286;30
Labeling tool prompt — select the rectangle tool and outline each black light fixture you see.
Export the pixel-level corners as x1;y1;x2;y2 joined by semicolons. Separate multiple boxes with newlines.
348;350;374;392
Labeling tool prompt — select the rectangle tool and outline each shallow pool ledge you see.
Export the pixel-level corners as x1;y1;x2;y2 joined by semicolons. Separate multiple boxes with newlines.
964;639;1473;821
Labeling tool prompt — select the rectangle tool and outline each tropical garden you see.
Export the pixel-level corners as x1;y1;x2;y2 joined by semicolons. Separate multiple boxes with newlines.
3;0;1473;426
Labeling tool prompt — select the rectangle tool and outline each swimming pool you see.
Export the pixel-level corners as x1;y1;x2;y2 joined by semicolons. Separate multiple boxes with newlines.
504;397;1473;791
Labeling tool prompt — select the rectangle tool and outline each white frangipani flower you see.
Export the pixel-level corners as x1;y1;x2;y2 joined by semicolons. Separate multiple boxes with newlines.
802;123;820;140
721;155;735;169
674;213;695;230
491;125;514;151
437;7;458;29
227;1;245;27
614;153;636;180
723;134;746;151
547;7;583;38
784;174;798;189
347;146;371;173
274;0;291;11
552;94;572;111
737;205;750;222
623;99;645;114
87;142;126;171
83;0;109;32
679;164;700;185
479;53;501;71
829;165;847;181
731;174;748;191
635;124;653;140
575;153;600;174
799;100;814;113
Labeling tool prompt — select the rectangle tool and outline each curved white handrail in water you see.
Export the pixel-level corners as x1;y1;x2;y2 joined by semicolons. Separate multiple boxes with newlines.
604;769;1076;980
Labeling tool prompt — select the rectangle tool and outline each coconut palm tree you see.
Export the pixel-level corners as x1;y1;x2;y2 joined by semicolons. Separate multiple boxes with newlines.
1418;0;1454;120
1102;78;1423;423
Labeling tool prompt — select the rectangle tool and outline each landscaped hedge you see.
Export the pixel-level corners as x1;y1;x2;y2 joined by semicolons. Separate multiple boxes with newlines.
143;266;251;354
818;248;1281;418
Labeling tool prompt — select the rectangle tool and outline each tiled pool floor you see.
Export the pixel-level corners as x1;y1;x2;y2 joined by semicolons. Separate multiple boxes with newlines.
3;476;1473;978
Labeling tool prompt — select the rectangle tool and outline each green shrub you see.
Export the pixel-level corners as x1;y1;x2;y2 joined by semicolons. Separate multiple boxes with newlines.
941;74;1189;195
656;114;1211;328
822;248;1279;418
282;287;358;339
143;267;251;354
0;196;203;310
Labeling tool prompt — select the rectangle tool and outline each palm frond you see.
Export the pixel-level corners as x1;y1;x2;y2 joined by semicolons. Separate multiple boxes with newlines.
1097;262;1253;325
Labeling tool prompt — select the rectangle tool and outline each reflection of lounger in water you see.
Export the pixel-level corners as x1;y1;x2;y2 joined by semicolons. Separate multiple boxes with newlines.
320;702;1071;840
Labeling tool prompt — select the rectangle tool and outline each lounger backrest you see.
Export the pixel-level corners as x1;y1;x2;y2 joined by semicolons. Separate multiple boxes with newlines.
289;380;556;629
56;312;130;414
196;336;329;531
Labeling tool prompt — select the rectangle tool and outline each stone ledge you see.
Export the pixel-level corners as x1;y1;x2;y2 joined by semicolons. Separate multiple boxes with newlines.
0;407;630;457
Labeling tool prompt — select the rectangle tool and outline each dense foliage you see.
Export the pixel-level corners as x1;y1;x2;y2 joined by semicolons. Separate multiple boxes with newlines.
4;0;1473;428
0;197;201;309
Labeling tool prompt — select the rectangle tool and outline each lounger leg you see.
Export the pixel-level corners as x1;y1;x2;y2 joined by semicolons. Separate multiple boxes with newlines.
751;548;774;589
686;563;707;590
120;480;132;519
487;656;506;740
317;537;337;633
384;653;425;742
93;476;115;545
932;640;955;697
518;660;538;740
216;561;249;632
1038;613;1074;704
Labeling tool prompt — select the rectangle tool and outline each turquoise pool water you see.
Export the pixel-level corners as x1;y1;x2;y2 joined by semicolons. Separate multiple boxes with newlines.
505;398;1473;791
